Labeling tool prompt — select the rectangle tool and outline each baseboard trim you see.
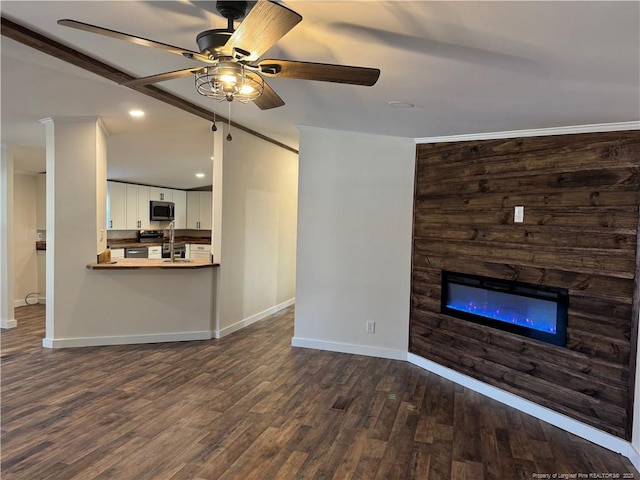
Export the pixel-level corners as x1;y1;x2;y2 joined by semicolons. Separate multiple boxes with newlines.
292;337;408;361
42;330;212;349
14;299;27;307
1;319;17;329
213;298;295;339
628;443;640;473
407;352;632;458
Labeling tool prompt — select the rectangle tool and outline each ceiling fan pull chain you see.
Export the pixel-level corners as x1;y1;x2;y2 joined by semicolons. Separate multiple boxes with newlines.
211;108;218;133
211;110;217;158
226;102;233;141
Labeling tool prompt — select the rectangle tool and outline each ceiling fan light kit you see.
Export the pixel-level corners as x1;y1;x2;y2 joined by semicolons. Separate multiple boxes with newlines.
195;62;264;103
57;0;380;110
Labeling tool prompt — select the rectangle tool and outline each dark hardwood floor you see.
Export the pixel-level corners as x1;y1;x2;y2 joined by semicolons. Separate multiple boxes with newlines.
2;305;638;479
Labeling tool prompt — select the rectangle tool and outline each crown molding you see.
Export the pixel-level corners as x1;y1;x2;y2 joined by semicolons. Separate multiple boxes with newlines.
415;121;640;144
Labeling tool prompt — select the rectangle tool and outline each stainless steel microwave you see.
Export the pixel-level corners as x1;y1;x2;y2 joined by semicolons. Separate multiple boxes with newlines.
150;201;175;221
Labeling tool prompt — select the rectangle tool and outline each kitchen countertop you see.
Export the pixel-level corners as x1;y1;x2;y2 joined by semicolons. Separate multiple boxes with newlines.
87;258;219;270
36;237;212;250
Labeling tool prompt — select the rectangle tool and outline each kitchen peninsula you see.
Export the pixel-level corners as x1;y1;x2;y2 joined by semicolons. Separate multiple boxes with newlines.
42;255;220;348
87;258;218;269
37;233;219;348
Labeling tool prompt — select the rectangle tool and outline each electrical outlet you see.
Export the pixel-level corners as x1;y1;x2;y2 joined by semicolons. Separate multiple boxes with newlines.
514;205;524;223
366;321;375;333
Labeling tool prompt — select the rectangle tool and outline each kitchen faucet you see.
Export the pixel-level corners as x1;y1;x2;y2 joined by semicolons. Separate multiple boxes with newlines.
168;220;175;263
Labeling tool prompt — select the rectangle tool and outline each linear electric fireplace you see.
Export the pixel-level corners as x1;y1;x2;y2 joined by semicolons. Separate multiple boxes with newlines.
441;271;568;347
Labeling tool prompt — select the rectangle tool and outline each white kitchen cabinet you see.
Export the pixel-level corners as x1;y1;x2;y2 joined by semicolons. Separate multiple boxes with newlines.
106;181;189;231
149;187;173;202
187;243;211;260
186;191;212;230
200;192;212;230
110;248;125;259
172;189;187;229
148;246;162;259
107;181;127;230
125;184;150;230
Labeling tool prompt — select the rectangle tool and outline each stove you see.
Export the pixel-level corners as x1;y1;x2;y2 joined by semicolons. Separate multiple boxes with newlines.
137;230;164;243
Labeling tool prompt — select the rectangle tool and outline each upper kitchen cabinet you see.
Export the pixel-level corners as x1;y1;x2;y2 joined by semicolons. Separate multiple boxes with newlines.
172;189;187;229
125;184;150;230
107;181;127;230
107;181;191;231
186;191;212;230
149;187;173;202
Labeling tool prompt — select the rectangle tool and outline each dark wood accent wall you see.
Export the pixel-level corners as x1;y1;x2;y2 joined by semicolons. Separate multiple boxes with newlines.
410;130;640;440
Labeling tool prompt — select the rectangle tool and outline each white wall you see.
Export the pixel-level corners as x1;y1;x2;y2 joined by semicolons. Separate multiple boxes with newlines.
214;126;298;337
1;144;16;328
36;173;46;231
293;127;416;360
13;173;38;306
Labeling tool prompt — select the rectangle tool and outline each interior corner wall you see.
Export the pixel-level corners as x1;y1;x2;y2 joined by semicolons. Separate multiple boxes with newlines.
13;173;38;306
293;127;415;360
215;126;298;337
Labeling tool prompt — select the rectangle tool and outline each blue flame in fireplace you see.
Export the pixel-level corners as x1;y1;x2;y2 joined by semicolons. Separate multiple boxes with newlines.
446;284;557;334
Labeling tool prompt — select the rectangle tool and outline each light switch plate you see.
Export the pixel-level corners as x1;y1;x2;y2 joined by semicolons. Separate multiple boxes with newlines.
514;206;524;223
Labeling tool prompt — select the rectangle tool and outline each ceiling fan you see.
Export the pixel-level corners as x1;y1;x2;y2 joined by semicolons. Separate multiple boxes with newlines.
57;0;381;110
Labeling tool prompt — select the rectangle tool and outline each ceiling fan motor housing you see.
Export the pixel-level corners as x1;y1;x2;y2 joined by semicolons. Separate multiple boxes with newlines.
196;29;233;55
197;1;249;55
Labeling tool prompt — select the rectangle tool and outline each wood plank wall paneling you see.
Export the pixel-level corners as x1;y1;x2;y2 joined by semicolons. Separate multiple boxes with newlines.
409;130;640;440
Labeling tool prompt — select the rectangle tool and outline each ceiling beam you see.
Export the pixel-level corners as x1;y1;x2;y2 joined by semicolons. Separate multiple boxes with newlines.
1;15;298;154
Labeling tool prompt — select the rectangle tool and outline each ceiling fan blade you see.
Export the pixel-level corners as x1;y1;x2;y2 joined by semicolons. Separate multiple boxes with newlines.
224;1;302;61
253;77;285;110
257;60;380;86
57;19;213;63
120;68;203;87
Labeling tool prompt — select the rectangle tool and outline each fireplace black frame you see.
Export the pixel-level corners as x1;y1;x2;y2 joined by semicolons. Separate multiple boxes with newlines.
440;271;568;347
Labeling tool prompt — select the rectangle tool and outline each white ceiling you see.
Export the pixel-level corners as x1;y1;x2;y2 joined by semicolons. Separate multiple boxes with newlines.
2;1;639;189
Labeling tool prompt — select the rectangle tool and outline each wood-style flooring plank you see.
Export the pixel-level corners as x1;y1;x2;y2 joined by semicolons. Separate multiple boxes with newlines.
1;304;639;479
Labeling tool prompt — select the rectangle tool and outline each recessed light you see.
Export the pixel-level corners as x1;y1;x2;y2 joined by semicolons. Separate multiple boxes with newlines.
196;173;205;178
129;109;145;117
388;101;414;109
